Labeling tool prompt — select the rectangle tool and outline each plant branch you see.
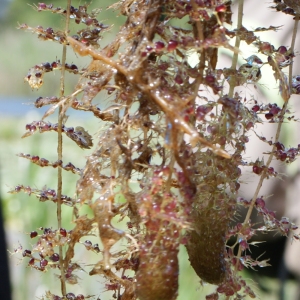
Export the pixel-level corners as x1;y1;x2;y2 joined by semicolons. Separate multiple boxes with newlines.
57;0;71;296
228;0;244;97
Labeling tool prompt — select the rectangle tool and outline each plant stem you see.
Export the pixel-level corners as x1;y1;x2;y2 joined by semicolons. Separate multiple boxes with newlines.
228;0;244;97
57;0;71;296
191;0;205;103
289;16;299;88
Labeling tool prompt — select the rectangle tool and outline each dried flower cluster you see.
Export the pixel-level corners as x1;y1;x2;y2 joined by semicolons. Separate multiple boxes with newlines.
10;0;300;299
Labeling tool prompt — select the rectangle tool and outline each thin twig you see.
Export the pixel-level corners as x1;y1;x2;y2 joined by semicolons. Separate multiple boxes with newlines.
57;0;72;296
190;0;205;106
228;0;244;97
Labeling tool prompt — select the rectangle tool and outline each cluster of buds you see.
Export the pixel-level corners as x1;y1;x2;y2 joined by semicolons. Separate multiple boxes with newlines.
272;0;300;16
23;121;93;149
37;3;108;28
251;164;278;178
252;102;283;122
14;227;71;273
17;153;81;174
273;142;300;163
255;197;300;238
23;60;79;89
18;23;67;44
9;185;75;206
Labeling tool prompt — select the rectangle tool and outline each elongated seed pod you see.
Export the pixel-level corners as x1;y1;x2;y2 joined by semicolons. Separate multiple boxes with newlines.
186;206;227;284
136;245;179;300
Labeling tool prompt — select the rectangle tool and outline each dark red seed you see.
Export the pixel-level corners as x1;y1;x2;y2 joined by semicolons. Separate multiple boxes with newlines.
31;155;39;162
205;75;215;83
28;258;35;266
44;228;51;234
239;239;249;250
30;231;38;238
275;142;285;150
40;259;48;267
185;4;192;12
46;27;54;35
60;228;67;237
251;105;260;112
38;3;47;10
146;46;153;51
245;122;254;130
49;253;60;262
14;185;22;192
70;64;78;70
30;125;37;132
265;113;273;120
22;249;32;257
269;106;280;115
85;18;93;26
167;40;178;51
252;165;262;174
240;136;249;143
255;198;265;208
46;189;56;197
219;136;226;145
277;46;287;54
216;4;226;12
35;72;43;78
42;62;51;70
155;41;165;51
268;167;275;174
207;125;217;134
260;42;273;54
174;74;183;84
280;153;287;161
66;293;76;300
39;158;49;166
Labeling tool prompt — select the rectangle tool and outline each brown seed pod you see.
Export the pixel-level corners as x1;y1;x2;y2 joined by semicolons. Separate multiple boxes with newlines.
186;207;227;285
136;246;179;300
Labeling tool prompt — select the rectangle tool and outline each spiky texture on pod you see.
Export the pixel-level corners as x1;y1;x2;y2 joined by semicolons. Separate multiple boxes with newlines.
136;243;179;300
186;205;228;284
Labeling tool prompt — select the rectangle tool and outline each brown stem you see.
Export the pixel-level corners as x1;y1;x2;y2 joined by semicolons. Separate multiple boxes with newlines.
228;0;244;97
57;0;71;296
191;0;205;105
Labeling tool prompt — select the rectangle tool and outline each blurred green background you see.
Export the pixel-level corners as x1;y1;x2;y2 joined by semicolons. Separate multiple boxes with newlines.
0;1;298;300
